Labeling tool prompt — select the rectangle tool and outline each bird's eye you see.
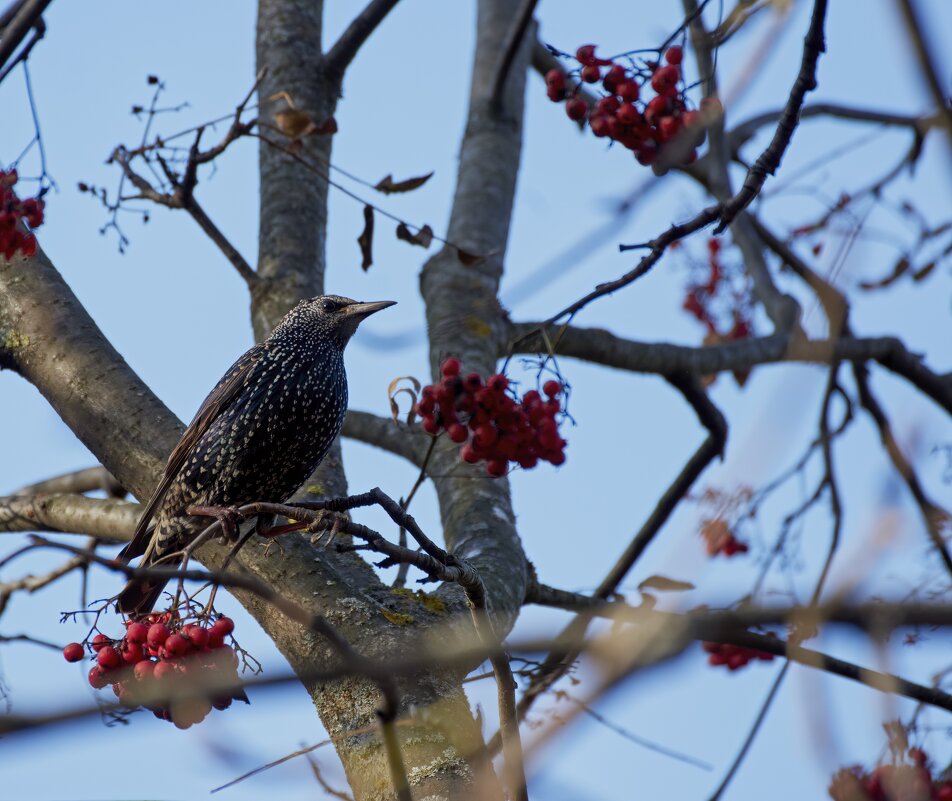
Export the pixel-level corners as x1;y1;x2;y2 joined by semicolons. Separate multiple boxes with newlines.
321;299;339;313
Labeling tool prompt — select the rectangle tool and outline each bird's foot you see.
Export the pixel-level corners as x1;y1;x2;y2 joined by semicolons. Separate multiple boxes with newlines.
307;509;349;547
187;505;245;544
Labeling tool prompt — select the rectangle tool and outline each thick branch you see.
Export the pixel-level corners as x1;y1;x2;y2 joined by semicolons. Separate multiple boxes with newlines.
506;322;952;416
15;465;125;497
0;0;50;73
324;0;401;77
0;494;138;540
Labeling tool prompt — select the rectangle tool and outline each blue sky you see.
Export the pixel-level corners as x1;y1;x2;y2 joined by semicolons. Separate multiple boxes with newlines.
1;2;951;799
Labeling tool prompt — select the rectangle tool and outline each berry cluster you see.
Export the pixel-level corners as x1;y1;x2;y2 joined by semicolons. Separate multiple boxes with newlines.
545;44;715;170
682;238;753;342
830;748;952;801
700;518;749;558
702;640;775;671
0;169;44;260
415;359;567;476
63;614;243;729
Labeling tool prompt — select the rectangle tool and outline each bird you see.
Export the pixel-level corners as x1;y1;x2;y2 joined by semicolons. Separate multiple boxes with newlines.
117;294;395;614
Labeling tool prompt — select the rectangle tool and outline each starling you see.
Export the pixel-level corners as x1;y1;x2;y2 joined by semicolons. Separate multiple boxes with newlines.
117;295;395;614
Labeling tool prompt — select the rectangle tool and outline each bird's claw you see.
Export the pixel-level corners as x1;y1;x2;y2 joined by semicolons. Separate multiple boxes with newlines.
307;510;347;547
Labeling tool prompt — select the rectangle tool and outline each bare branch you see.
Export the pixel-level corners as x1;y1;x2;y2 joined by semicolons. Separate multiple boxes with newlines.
895;0;952;161
506;323;952;417
14;465;125;497
0;494;138;539
0;0;51;75
715;0;829;231
341;410;429;467
490;0;537;113
324;0;402;77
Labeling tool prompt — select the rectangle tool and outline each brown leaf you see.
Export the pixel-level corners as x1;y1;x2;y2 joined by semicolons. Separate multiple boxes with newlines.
456;248;485;266
637;575;696;593
357;205;374;271
396;222;434;249
274;109;337;138
700;518;731;556
374;171;434;195
387;376;422;425
274;108;315;138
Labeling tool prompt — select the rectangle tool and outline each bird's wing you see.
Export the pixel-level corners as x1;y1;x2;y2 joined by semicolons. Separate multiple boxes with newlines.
120;342;268;561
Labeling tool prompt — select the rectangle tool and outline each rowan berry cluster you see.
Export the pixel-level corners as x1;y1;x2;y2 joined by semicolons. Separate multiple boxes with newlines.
545;44;715;169
829;748;952;801
415;358;567;476
682;238;753;342
63;613;243;729
0;169;44;260
702;640;775;671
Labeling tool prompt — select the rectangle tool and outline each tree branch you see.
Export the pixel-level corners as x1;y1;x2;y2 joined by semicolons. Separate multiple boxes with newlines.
0;0;51;75
14;465;125;497
324;0;401;77
715;0;829;231
0;494;138;540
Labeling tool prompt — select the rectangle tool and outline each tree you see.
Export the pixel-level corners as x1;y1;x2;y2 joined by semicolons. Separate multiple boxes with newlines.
1;1;951;799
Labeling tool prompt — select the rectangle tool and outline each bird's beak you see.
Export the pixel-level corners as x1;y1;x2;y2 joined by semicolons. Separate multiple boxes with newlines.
346;300;396;318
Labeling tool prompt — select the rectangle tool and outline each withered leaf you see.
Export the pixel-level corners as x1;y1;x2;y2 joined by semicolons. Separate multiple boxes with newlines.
396;222;434;249
357;204;374;271
274;108;315;138
637;575;695;593
456;248;485;266
387;376;422;425
374;171;434;195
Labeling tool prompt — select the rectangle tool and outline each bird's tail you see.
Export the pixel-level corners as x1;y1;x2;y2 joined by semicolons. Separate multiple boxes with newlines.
116;578;167;616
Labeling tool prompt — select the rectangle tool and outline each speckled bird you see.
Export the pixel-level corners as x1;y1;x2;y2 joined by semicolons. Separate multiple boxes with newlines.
117;295;395;614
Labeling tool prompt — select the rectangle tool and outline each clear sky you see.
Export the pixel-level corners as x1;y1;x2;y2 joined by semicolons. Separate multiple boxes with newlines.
1;2;950;799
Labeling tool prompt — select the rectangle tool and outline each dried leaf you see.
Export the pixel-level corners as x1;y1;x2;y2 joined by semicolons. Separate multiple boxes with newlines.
274;109;337;138
274;108;315;138
396;222;434;249
456;248;485;266
374;171;434;195
700;518;731;557
637;575;695;593
357;204;374;271
387;376;422;425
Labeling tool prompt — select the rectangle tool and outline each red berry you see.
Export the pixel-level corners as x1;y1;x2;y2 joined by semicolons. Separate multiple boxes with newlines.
565;98;587;122
546;85;567;103
635;141;658;166
937;784;952;801
486;459;508;478
595;96;619;114
422;416;440;435
122;640;145;664
602;64;626;92
164;634;190;658
665;46;683;65
659;115;681;141
545;68;566;90
487;374;509;392
147;623;170;649
91;633;111;652
589;114;611;138
206;629;225;649
63;642;85;663
580;64;601;83
575;44;597;65
183;624;209;649
447;423;468;443
460;443;480;464
125;622;149;644
133;660;155;681
97;646;122;670
542;380;562;398
616;103;639;126
651;65;680;94
617;80;640;102
213;616;235;635
441;357;461;377
153;660;176;680
88;666;109;689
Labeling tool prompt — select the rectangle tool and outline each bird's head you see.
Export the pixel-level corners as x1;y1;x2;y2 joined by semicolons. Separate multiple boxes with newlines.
276;294;396;349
